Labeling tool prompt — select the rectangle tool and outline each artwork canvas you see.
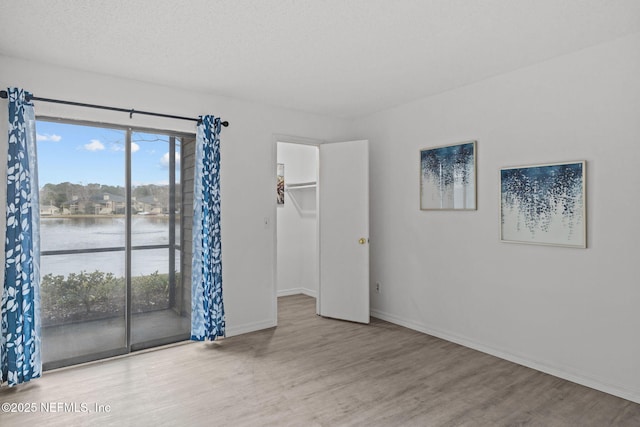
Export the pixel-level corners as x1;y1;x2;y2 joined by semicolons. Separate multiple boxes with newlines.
276;163;285;205
500;161;586;248
420;141;476;210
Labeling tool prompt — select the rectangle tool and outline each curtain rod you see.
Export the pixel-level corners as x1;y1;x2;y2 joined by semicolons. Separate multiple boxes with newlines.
0;90;229;127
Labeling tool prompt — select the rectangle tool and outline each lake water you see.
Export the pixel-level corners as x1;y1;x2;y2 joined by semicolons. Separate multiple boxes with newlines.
40;216;181;277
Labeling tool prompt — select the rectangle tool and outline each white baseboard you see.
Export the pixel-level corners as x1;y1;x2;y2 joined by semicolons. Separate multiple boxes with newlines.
370;308;640;405
225;318;277;338
277;288;317;298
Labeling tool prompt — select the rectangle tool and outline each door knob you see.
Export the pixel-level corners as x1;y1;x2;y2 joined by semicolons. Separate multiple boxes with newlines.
359;238;367;245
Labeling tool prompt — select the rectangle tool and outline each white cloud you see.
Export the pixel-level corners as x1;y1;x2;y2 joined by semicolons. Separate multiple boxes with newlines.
37;133;62;142
84;139;105;151
160;152;180;168
131;142;140;153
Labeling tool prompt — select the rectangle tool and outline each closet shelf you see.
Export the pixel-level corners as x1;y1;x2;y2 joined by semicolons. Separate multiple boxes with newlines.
285;181;316;190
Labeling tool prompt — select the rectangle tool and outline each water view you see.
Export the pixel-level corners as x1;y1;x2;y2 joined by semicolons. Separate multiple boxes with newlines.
40;216;181;277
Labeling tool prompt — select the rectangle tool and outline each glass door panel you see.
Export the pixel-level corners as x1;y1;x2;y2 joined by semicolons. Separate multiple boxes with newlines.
37;121;127;369
130;133;189;348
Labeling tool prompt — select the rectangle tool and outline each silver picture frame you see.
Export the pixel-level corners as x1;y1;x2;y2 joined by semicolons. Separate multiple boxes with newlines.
420;140;477;210
500;160;586;248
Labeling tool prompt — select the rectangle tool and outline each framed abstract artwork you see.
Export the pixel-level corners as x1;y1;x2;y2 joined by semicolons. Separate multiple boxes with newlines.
500;161;586;248
420;141;476;210
277;163;284;205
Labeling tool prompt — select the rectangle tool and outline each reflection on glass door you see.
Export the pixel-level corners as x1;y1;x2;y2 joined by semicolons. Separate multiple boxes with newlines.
37;119;192;369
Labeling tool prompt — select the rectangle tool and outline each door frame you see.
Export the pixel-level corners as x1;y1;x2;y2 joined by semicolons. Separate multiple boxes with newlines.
271;134;323;324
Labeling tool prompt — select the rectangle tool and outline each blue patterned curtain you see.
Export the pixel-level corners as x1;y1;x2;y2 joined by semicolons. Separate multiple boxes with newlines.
1;87;41;386
191;116;225;341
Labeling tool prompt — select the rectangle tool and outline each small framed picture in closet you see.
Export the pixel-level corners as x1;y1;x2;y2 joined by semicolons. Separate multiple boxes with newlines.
277;163;285;205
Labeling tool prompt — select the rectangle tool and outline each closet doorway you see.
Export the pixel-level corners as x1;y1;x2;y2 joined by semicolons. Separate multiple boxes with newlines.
274;136;370;324
276;141;319;302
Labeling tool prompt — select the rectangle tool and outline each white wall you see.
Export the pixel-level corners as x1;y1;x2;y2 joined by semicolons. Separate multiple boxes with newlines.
0;55;350;337
276;142;318;297
353;32;640;403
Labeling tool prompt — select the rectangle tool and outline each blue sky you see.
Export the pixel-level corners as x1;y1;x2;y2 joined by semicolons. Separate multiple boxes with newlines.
36;120;180;187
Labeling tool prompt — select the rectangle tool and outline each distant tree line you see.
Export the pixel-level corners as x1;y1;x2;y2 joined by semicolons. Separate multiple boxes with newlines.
39;182;180;214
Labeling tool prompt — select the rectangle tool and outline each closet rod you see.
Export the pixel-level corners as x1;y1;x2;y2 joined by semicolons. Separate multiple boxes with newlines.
0;90;229;127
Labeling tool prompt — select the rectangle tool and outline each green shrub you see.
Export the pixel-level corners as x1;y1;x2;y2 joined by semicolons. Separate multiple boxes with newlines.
131;271;169;313
41;270;179;326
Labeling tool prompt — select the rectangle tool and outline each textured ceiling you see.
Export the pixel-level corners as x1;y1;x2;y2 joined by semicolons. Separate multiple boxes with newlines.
1;0;639;118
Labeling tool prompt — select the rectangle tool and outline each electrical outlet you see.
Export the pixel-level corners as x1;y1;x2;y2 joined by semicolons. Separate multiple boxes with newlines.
375;282;381;293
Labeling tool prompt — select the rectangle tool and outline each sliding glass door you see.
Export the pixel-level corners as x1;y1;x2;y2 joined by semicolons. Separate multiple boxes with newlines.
130;131;189;349
36;118;193;369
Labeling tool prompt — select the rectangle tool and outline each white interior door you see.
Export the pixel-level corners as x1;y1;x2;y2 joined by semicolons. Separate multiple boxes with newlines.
319;140;369;323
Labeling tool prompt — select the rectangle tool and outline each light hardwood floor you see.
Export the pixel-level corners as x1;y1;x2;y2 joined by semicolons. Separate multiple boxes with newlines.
1;294;639;426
